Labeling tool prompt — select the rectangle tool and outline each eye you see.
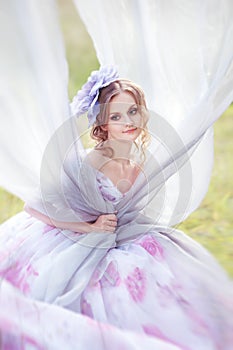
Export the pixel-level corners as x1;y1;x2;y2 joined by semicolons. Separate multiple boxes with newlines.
110;114;121;121
128;107;138;116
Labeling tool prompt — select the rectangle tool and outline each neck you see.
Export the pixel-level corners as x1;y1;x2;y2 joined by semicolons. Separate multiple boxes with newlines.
104;139;135;164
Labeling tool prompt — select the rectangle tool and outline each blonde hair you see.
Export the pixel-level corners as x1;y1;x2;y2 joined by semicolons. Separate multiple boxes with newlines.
90;80;150;162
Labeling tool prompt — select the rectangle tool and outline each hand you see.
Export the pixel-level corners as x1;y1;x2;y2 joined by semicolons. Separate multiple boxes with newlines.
91;213;118;233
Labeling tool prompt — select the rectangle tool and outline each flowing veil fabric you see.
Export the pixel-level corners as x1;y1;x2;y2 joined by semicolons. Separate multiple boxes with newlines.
0;0;233;349
0;0;71;201
74;0;233;224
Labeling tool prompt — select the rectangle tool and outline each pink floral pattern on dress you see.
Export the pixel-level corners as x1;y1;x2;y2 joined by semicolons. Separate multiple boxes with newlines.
81;298;94;318
43;224;55;234
100;261;121;288
156;283;174;307
139;235;164;260
2;261;38;294
125;267;146;303
0;237;27;264
177;298;210;335
143;324;189;350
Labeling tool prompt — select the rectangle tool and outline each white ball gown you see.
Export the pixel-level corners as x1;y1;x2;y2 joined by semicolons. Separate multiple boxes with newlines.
0;1;233;349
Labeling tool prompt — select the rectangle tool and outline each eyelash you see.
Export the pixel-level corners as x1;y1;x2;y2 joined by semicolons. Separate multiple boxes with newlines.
110;107;138;121
110;114;121;121
129;107;138;115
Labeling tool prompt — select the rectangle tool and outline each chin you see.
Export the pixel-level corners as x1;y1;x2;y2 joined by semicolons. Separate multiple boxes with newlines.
125;132;141;141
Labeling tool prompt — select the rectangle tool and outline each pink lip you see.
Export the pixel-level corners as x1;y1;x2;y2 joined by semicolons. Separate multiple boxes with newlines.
122;128;137;133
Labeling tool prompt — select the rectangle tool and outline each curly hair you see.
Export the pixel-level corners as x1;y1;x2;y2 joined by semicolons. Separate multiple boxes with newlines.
90;79;150;163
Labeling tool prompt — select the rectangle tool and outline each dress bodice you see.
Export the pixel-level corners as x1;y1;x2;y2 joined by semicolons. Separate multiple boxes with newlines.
96;171;126;205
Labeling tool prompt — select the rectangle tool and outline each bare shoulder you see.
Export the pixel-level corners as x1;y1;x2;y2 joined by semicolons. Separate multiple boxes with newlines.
85;147;117;181
85;148;110;170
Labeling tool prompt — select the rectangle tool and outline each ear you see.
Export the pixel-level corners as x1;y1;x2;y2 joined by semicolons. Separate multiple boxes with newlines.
100;124;108;131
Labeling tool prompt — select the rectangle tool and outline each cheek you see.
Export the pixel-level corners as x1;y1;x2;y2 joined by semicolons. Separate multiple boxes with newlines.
134;114;143;127
108;123;122;133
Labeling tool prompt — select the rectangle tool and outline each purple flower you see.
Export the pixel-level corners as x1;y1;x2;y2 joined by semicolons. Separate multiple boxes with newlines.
100;261;121;287
125;267;146;303
81;298;94;318
139;235;164;260
70;65;119;126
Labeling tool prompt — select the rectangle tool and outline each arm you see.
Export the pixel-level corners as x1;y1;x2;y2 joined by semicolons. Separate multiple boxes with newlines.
24;204;117;234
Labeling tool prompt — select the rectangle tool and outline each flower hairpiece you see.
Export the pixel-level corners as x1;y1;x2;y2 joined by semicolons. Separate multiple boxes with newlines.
70;65;119;127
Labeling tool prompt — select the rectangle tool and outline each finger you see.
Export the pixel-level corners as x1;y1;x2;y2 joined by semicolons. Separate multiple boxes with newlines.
107;214;117;221
106;219;117;226
111;218;118;223
109;221;117;227
106;225;116;232
103;218;117;225
105;227;115;233
96;225;115;233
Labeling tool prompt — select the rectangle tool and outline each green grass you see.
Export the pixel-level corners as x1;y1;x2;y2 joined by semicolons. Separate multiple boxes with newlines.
57;0;99;98
179;106;233;276
0;0;232;276
0;190;24;223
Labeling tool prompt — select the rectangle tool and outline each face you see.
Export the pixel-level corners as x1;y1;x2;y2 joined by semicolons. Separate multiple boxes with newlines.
102;92;142;141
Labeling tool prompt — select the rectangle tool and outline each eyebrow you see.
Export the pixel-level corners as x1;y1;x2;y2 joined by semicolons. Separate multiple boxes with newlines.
109;103;137;115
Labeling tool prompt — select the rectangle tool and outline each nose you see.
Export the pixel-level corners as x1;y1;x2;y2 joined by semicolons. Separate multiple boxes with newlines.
123;113;133;126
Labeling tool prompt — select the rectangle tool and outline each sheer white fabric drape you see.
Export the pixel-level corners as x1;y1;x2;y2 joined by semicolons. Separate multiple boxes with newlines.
0;0;70;202
74;0;233;224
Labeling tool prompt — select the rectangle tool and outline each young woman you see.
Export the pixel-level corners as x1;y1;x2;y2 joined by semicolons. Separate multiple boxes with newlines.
0;67;232;349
